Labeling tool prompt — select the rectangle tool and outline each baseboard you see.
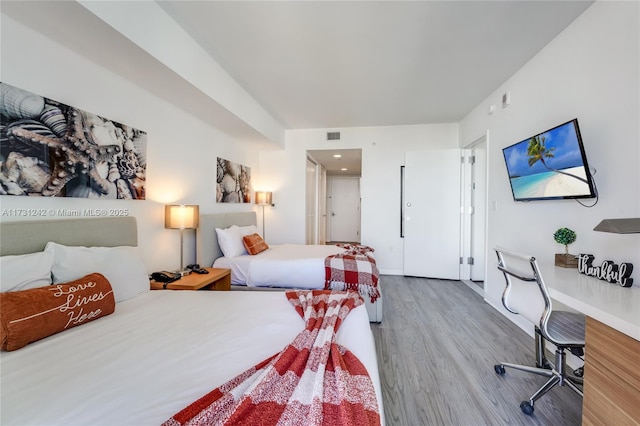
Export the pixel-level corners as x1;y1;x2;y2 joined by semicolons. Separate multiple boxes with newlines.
379;268;403;275
462;279;483;296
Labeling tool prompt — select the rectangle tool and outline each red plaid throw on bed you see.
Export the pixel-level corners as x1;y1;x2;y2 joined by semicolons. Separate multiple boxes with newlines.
325;245;380;303
163;290;380;426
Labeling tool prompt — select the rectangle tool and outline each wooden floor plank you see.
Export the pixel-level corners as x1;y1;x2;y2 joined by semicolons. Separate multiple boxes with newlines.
371;276;582;426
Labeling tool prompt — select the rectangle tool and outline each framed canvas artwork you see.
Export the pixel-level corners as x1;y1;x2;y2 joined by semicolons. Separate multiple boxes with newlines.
0;82;147;199
216;157;251;203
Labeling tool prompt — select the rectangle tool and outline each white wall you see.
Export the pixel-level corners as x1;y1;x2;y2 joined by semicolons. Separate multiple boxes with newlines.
460;1;640;317
0;15;258;273
259;124;459;273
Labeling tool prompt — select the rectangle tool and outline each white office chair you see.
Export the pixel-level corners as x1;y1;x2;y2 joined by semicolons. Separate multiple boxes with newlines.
493;246;585;415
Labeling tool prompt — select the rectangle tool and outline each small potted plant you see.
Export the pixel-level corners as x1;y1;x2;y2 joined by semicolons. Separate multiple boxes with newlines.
554;227;578;268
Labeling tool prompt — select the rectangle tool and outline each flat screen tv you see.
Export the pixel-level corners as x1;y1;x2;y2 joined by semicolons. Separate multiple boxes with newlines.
502;119;596;201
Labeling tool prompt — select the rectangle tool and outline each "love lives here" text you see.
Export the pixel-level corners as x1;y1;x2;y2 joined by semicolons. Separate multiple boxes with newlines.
49;281;111;328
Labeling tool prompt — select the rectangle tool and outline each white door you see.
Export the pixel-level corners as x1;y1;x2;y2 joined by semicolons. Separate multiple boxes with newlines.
328;176;360;243
404;149;461;279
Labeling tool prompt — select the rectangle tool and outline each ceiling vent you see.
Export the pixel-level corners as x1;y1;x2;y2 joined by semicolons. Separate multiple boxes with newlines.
326;131;341;141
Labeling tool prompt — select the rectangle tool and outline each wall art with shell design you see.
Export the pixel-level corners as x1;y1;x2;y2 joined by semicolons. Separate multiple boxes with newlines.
0;82;147;199
216;157;251;203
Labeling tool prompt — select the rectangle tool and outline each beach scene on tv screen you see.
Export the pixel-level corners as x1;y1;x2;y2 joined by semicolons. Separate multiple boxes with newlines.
504;122;592;199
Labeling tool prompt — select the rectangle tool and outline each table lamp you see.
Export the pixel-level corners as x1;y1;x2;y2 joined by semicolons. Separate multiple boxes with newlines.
165;204;199;276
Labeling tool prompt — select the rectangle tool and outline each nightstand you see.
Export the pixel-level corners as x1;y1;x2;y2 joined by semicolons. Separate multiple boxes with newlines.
150;267;231;291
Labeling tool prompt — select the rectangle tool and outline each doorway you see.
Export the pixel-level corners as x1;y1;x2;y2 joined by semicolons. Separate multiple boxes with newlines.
306;149;362;245
461;134;488;294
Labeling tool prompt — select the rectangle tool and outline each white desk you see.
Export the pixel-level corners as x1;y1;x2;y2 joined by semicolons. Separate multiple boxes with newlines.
540;264;640;425
543;264;640;341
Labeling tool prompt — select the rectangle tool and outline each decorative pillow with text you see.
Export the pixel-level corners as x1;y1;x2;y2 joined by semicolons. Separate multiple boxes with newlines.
0;273;115;351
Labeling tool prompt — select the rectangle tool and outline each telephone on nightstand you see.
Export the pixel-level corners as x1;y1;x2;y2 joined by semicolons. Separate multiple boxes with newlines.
186;264;209;274
150;271;179;283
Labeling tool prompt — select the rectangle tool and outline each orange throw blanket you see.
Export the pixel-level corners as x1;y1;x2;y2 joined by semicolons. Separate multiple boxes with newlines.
163;290;380;426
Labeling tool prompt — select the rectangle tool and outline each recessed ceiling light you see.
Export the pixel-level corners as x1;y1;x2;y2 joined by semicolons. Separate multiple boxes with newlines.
341;168;348;171
333;154;342;158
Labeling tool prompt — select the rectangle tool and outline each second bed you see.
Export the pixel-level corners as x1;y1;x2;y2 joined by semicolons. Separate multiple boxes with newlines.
197;212;383;322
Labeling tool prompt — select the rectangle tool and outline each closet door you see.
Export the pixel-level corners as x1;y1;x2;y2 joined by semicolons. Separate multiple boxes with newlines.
403;149;461;279
305;158;318;244
318;166;327;245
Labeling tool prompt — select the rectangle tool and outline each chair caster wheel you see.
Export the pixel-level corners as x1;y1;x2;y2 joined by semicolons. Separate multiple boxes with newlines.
494;364;505;375
520;401;534;415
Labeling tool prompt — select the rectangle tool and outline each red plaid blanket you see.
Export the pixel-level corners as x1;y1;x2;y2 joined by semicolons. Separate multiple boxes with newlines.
335;243;376;255
163;290;380;426
325;245;380;303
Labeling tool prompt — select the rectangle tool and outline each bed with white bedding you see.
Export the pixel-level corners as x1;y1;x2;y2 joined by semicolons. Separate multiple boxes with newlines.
0;217;384;425
215;243;346;288
197;212;383;322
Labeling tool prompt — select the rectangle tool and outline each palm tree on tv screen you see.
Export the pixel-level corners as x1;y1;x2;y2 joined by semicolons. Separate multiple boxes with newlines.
526;135;588;184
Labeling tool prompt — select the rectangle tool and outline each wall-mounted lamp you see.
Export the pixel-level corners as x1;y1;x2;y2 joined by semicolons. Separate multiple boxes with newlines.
165;204;199;275
255;191;273;240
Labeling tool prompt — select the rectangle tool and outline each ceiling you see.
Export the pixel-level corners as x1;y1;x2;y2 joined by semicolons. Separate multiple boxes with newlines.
158;1;593;129
308;149;362;176
2;0;593;159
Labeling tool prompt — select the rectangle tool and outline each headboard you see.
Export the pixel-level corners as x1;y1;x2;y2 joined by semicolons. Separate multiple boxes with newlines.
197;212;257;267
0;217;138;256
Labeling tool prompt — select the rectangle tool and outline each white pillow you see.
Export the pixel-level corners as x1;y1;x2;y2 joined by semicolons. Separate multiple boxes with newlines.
215;225;247;257
0;251;53;292
44;242;149;303
239;225;259;237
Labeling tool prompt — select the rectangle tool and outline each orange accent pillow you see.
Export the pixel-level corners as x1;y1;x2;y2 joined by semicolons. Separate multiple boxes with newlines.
0;273;115;351
242;233;269;255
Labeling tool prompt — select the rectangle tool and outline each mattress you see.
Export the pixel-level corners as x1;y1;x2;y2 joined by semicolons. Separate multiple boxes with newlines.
0;290;383;425
214;243;346;288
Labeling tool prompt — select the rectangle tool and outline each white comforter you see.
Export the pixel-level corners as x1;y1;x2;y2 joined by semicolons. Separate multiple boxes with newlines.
214;244;346;288
0;290;383;425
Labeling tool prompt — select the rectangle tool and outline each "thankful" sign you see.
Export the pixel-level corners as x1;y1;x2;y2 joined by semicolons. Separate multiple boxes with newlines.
577;254;634;287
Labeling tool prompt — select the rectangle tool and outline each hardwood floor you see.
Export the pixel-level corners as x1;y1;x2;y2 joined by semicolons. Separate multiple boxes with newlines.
371;275;582;426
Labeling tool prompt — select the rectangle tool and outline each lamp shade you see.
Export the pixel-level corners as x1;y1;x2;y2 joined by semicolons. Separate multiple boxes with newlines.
593;218;640;234
255;191;272;206
165;205;199;230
